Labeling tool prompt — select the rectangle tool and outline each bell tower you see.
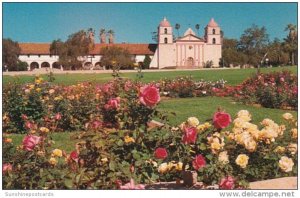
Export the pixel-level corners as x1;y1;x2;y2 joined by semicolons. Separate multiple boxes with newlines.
158;17;173;44
205;18;221;45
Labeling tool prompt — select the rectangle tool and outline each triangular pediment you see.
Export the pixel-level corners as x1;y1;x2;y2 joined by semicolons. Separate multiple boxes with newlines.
176;34;204;42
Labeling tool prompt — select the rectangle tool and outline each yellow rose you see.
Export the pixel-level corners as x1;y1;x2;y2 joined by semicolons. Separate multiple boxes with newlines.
261;119;275;127
176;162;183;171
291;128;297;139
282;113;293;120
274;146;286;154
218;151;229;164
124;135;135;143
237;110;251;122
279;156;294;172
49;157;57;166
167;161;176;170
158;163;169;174
287;143;297;155
29;84;35;89
49;89;55;94
244;140;257;152
235;154;249;168
4;138;12;143
52;149;63;157
187;117;199;127
36;88;42;92
40;127;50;133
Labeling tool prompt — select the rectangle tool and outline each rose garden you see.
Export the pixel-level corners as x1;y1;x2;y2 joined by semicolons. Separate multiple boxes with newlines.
2;67;298;190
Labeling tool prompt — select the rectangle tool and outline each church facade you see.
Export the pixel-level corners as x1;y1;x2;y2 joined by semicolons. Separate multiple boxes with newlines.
150;17;222;69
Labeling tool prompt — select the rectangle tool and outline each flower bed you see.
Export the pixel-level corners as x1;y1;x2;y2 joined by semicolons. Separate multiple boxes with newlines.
233;71;297;110
3;77;298;189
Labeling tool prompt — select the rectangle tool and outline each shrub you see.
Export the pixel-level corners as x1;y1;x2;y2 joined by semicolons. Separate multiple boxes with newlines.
234;71;297;110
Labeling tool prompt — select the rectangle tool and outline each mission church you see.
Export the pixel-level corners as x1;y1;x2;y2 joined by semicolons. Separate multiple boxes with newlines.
17;17;222;70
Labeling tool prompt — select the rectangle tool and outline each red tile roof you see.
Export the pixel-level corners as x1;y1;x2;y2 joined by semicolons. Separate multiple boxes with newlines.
19;43;50;55
19;43;157;55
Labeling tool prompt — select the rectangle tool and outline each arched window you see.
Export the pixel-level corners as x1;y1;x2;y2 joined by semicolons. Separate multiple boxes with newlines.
164;37;168;44
164;28;168;34
212;38;216;44
212;29;216;34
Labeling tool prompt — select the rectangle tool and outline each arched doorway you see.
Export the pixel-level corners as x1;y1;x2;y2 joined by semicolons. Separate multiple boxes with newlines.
83;62;93;70
93;62;103;70
30;62;39;71
52;62;61;69
41;62;50;68
186;57;194;67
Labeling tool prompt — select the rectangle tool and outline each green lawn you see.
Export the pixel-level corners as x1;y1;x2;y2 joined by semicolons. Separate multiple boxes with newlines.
10;96;297;153
3;66;297;86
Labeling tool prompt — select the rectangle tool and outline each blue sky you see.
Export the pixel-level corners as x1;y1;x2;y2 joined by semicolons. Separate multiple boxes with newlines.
3;2;297;43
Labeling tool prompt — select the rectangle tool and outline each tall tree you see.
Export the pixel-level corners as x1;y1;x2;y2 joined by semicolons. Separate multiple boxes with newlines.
267;38;289;66
222;38;248;67
100;28;106;43
107;29;115;44
175;23;180;37
53;30;93;70
283;24;297;65
100;46;134;70
195;24;200;36
3;38;21;71
238;24;269;66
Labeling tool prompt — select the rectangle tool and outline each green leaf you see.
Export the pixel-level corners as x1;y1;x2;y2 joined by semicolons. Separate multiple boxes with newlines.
109;161;116;171
199;143;207;151
116;139;124;146
64;179;73;189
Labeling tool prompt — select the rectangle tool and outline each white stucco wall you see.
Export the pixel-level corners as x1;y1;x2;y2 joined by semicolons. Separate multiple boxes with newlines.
203;44;222;67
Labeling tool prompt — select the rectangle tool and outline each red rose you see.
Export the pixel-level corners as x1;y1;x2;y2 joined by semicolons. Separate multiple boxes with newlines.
219;176;235;190
139;85;160;107
192;154;206;170
22;135;41;151
154;147;168;159
182;126;198;144
70;151;79;162
213;112;231;129
2;163;12;174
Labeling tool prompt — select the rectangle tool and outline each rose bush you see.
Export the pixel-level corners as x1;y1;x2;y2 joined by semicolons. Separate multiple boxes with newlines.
2;74;298;189
233;71;297;110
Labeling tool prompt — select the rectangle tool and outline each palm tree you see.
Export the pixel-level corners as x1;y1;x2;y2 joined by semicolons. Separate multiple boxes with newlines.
175;23;180;38
100;28;106;43
195;24;200;36
284;24;297;65
107;29;115;44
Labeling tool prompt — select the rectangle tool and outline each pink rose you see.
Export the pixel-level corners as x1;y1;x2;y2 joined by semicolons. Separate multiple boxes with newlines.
119;178;145;190
219;176;235;190
25;121;34;130
139;85;160;107
292;86;298;95
3;163;12;174
154;147;168;159
192;154;206;170
213;112;231;129
55;113;62;120
104;97;120;110
182;126;198;144
22;135;41;151
91;120;103;130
